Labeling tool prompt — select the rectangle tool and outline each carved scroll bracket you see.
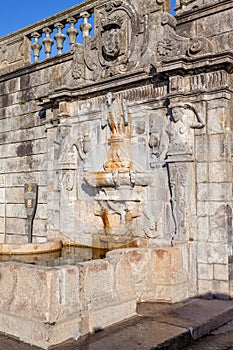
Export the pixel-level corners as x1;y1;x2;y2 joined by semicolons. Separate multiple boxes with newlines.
157;12;215;60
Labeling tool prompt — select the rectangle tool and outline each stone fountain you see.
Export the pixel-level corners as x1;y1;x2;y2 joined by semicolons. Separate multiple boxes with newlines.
0;0;233;348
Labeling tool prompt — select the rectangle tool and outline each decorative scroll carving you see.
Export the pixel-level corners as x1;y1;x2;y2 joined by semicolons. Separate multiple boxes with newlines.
71;0;147;83
157;12;215;59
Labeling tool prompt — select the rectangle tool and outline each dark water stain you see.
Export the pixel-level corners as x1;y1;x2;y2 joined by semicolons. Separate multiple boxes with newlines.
16;141;33;157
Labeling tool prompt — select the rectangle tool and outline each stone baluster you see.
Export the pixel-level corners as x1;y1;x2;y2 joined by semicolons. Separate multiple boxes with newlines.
66;17;78;49
31;32;42;62
80;12;92;40
54;23;66;55
42;27;54;59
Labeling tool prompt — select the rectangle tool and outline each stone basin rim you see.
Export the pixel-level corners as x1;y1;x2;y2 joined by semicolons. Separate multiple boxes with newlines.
0;241;62;255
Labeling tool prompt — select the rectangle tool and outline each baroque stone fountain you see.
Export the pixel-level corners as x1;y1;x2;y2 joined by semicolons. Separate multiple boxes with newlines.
0;0;232;348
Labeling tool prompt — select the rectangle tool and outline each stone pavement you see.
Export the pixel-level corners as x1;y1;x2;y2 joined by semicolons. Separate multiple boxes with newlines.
1;298;233;350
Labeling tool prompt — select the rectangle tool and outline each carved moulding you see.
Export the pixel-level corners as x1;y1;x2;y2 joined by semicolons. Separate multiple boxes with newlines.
157;12;215;59
71;0;147;84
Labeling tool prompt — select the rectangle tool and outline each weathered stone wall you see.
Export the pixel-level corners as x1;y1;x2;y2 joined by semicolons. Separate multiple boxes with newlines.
170;0;233;298
0;0;232;306
0;58;73;243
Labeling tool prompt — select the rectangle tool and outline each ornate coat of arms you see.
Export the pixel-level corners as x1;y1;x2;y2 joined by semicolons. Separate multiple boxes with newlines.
71;0;147;82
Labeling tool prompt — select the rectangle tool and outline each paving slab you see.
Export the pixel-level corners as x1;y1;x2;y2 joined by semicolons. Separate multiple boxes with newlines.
1;298;233;350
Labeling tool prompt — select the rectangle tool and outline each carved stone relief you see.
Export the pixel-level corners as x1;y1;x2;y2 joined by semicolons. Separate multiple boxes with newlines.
70;0;152;84
157;12;215;59
165;103;205;240
0;38;30;72
46;88;207;246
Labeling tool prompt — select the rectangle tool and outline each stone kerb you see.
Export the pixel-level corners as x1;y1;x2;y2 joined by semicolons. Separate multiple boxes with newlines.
0;245;189;349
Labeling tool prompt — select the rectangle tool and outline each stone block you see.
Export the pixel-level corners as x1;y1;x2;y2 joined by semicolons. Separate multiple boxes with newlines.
33;219;47;236
213;280;230;298
6;204;26;218
115;256;135;299
6;217;26;234
151;247;188;286
196;10;233;38
195;135;209;162
0;263;80;324
197;201;230;217
214;264;229;281
198;263;213;280
88;300;136;334
208;206;231;243
57;265;80;307
197;216;209;240
6;77;20;94
196;162;208;183
6;187;24;203
35;204;47;220
197;241;209;264
118;249;150;297
80;260;115;310
207;243;229;264
207;107;231;135
196;134;227;162
197;183;232;201
198;280;213;297
152;283;189;303
208;162;232;183
0;188;5;203
6;234;27;243
0;204;4;217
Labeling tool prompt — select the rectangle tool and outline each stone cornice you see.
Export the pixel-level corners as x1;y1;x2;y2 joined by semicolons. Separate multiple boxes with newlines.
176;0;233;25
156;51;233;76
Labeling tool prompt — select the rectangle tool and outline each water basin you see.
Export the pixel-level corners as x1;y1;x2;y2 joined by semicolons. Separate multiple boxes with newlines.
0;244;108;266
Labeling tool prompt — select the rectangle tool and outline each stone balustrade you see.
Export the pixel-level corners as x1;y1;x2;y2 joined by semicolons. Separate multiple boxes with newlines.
30;11;93;62
0;0;99;73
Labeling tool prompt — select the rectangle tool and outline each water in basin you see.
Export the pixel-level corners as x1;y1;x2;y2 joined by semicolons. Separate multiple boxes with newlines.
0;246;108;266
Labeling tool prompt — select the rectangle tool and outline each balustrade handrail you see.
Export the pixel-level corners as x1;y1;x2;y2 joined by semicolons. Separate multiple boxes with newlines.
0;0;101;43
0;0;108;71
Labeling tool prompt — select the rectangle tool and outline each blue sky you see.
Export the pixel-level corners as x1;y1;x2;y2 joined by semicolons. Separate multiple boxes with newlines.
0;0;176;38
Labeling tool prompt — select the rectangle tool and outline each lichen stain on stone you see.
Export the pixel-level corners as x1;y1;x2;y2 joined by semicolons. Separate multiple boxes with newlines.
128;250;143;264
88;261;109;272
155;249;169;259
16;141;33;157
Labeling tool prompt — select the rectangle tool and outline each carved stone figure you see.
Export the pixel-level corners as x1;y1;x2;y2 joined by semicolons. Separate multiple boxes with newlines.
149;121;160;157
74;134;91;161
166;103;204;160
103;92;128;137
166;103;204;239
